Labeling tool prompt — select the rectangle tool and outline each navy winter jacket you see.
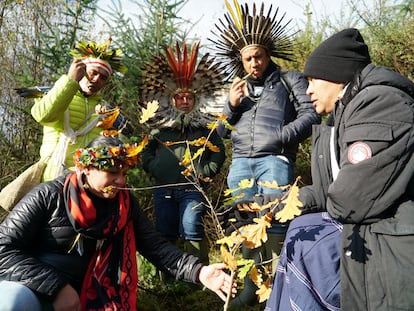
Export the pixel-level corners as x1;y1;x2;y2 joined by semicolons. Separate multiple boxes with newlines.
218;63;320;162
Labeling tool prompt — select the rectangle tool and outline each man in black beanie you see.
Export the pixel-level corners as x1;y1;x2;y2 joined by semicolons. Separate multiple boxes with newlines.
304;28;371;83
265;28;414;311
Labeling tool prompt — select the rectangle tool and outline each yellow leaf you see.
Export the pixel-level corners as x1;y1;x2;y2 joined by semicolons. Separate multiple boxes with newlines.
205;141;221;152
237;259;255;278
207;121;219;130
123;136;148;158
256;278;272;303
258;180;290;191
220;244;238;271
215;113;228;121
238;178;254;189
100;129;119;137
97;108;120;129
189;137;207;146
249;266;263;286
275;184;303;223
139;100;159;124
164;140;183;147
198;175;212;183
237;201;264;212
179;147;191;166
190;147;204;162
216;230;245;248
181;167;192;177
240;217;271;249
221;119;237;131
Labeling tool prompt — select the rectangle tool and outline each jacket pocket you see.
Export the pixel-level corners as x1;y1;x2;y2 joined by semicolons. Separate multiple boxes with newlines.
371;200;414;235
343;123;393;143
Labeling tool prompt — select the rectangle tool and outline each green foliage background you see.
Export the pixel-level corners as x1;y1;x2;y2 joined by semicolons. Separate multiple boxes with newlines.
1;0;414;309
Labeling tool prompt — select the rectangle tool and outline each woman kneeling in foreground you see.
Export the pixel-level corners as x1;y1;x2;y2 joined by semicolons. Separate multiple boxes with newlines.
0;135;235;311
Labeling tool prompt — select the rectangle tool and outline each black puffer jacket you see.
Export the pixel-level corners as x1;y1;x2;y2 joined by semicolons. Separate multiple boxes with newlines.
0;175;203;301
219;63;321;162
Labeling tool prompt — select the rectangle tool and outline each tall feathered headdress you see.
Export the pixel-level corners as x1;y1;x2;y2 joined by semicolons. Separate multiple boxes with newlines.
70;38;127;75
209;0;294;78
139;41;228;128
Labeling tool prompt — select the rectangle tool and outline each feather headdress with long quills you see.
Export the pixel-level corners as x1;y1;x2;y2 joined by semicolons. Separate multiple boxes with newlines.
70;38;127;75
209;0;294;79
139;41;228;128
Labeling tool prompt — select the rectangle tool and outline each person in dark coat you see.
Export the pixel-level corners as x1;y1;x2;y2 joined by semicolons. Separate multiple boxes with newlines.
140;42;227;268
209;1;320;307
0;135;235;311
265;28;414;311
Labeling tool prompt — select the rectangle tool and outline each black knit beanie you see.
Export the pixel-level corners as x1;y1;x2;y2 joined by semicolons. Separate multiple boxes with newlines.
304;28;371;83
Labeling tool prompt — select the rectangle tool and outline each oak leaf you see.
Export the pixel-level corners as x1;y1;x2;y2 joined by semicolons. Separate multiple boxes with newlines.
256;277;272;302
238;178;254;190
274;184;303;223
240;217;271;249
258;180;290;191
139;100;159;124
220;244;238;271
237;259;255;278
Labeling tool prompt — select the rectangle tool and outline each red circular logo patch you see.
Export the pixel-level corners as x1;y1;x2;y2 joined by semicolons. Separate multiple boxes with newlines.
348;142;372;164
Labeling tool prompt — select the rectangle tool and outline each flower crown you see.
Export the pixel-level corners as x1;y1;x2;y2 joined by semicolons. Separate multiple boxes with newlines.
208;0;294;78
70;38;127;75
73;144;141;170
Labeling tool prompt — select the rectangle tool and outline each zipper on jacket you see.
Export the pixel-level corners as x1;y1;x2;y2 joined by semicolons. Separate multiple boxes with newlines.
250;103;259;156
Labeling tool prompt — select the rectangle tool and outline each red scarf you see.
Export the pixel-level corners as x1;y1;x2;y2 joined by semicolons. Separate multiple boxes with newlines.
64;173;138;311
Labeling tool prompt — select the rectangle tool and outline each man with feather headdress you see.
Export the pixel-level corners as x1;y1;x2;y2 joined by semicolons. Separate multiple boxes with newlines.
29;39;128;182
208;1;320;307
140;41;227;270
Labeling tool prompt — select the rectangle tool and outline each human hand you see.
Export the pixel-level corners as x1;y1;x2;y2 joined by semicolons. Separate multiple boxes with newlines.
52;284;81;311
198;263;237;301
68;58;87;82
229;77;247;107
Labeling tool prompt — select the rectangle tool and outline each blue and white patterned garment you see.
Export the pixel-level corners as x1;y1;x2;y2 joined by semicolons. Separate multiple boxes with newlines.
265;212;342;311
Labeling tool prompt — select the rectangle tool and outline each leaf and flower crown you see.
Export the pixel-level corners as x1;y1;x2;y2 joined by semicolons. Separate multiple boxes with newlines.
73;138;148;170
69;38;127;75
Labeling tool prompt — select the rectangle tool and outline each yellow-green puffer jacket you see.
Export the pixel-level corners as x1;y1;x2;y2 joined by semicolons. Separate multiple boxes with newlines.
31;75;104;181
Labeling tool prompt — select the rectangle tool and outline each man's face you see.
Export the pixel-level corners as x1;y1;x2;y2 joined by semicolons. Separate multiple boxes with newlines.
81;65;110;95
240;46;271;79
173;92;195;113
306;78;345;115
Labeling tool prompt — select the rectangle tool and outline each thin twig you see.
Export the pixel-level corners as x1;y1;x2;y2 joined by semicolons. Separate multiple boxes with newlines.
223;269;236;311
114;182;193;192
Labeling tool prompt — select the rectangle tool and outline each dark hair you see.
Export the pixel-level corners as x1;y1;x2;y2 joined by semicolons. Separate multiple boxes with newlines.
86;135;124;149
